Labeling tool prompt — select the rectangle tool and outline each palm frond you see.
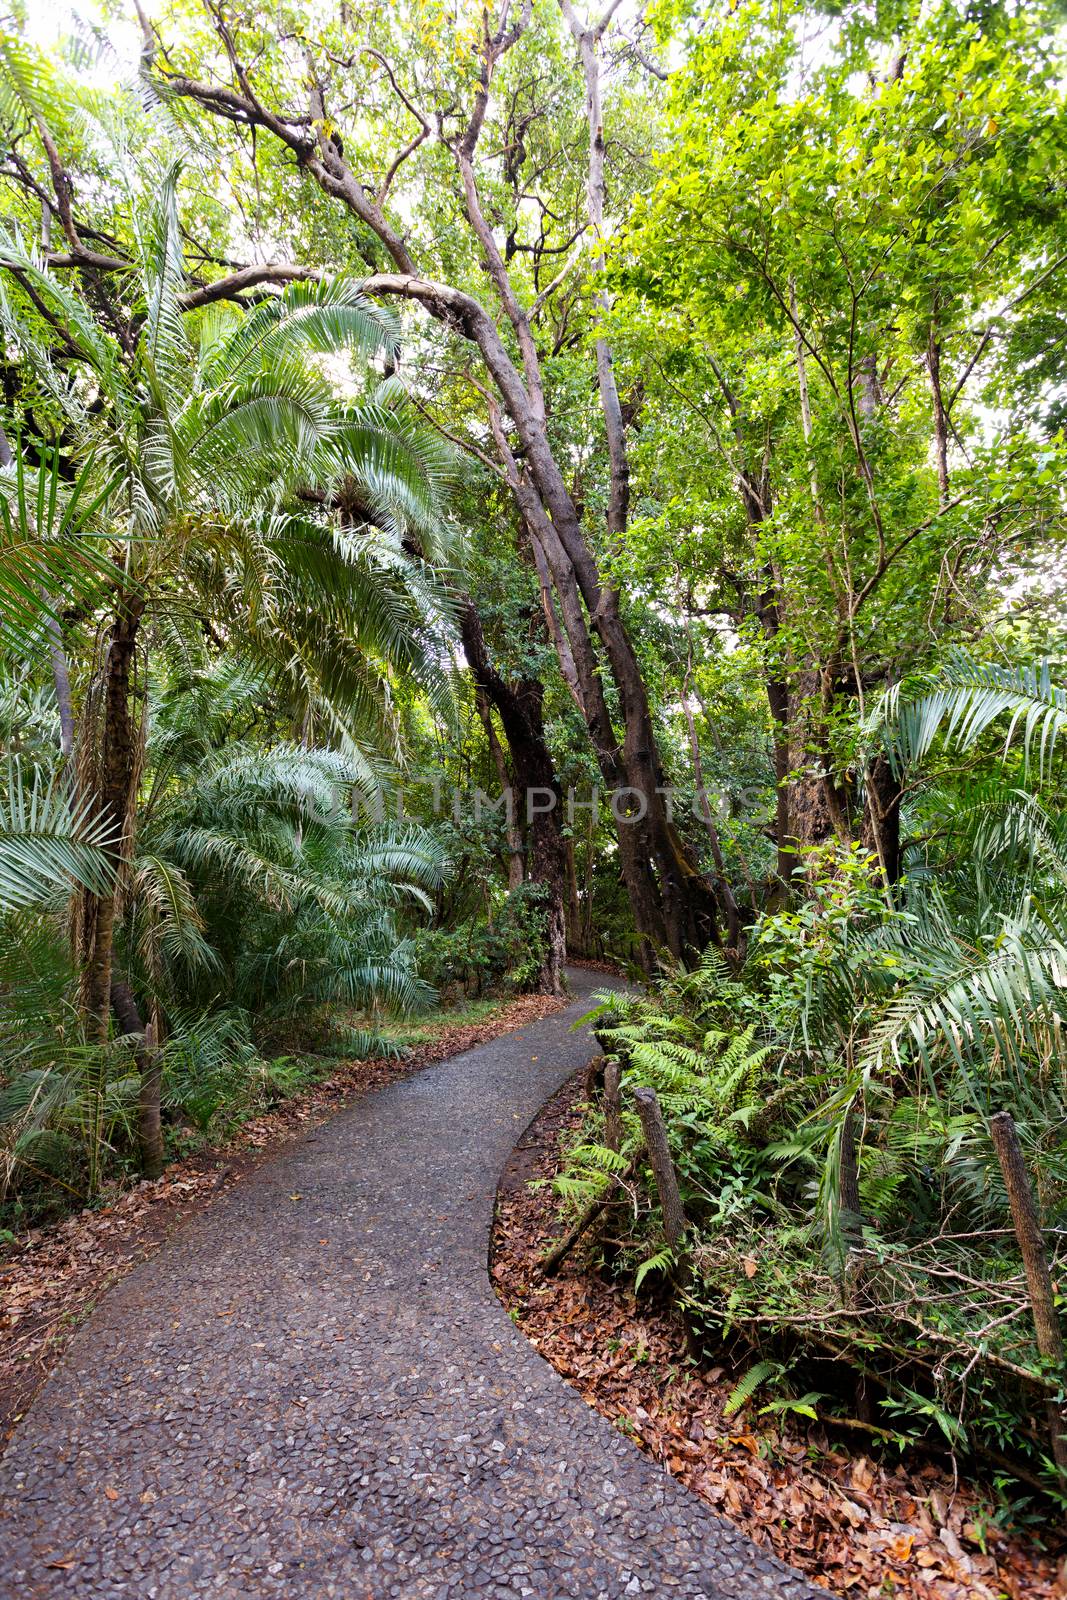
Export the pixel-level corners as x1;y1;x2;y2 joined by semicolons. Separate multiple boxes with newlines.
0;445;121;653
200;275;397;388
885;651;1067;779
0;758;116;909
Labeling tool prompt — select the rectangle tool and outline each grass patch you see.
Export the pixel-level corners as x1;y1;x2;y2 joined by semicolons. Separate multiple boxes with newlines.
371;996;518;1051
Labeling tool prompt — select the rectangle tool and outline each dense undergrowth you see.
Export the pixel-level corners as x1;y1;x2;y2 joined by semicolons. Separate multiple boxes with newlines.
559;659;1067;1510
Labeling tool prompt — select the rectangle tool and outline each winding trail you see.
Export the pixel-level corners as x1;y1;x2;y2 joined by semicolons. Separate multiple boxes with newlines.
0;968;817;1600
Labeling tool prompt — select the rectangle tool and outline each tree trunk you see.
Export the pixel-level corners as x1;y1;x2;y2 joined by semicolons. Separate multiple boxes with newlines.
79;592;145;1043
861;754;902;885
581;807;596;954
110;976;165;1179
165;35;723;967
633;1086;687;1253
460;602;566;994
564;836;583;954
989;1111;1067;1485
519;444;720;962
509;479;712;967
603;1057;622;1153
475;687;526;891
681;661;742;948
927;318;950;510
765;677;794;892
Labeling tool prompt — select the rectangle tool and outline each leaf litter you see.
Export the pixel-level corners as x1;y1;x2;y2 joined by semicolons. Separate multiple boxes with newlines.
491;1075;1067;1600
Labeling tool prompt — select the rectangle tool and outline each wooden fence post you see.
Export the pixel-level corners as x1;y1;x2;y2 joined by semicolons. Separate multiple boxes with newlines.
603;1058;623;1153
633;1086;687;1250
633;1086;699;1356
990;1110;1067;1485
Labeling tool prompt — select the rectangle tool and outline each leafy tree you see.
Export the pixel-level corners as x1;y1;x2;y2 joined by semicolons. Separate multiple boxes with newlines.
136;0;726;962
616;0;1067;883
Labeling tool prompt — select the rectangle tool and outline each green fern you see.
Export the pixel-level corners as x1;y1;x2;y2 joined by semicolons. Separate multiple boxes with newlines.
724;1360;780;1418
635;1246;675;1290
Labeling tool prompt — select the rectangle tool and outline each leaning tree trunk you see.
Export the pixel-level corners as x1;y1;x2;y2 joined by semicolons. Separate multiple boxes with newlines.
161;29;724;970
460;602;567;994
506;468;718;967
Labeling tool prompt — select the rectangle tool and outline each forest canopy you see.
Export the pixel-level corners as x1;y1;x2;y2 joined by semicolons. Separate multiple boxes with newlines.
1;0;1066;1534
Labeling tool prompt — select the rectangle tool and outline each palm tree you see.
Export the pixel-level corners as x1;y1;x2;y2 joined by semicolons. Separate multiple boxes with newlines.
0;657;448;1205
133;661;446;1024
804;652;1067;1265
840;651;1067;1078
0;756;115;912
0;173;455;1178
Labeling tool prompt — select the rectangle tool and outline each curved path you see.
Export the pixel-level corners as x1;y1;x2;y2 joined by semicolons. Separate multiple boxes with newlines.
0;968;817;1600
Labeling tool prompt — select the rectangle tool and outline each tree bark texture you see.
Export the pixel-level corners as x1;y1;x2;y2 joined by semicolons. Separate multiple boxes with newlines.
460;601;566;993
989;1111;1067;1483
475;686;526;892
633;1085;687;1251
78;592;145;1043
111;976;165;1179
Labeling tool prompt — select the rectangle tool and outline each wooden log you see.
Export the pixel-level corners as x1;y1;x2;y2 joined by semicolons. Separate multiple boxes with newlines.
990;1110;1067;1485
633;1086;687;1249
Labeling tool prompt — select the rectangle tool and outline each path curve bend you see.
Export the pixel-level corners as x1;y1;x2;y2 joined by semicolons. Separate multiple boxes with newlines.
0;967;818;1600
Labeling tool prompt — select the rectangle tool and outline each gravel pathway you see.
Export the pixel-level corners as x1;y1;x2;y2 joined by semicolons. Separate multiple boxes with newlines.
0;968;819;1600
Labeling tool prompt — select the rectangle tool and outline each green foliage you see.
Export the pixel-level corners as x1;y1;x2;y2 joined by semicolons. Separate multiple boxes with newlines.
2;0;1066;1528
0;757;115;910
724;1360;781;1419
634;1246;676;1291
415;881;552;997
566;671;1067;1496
0;114;467;1210
0;444;119;655
883;651;1067;782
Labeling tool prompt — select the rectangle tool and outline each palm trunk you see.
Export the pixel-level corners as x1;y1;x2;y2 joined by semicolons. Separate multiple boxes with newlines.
80;593;145;1045
110;976;164;1178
